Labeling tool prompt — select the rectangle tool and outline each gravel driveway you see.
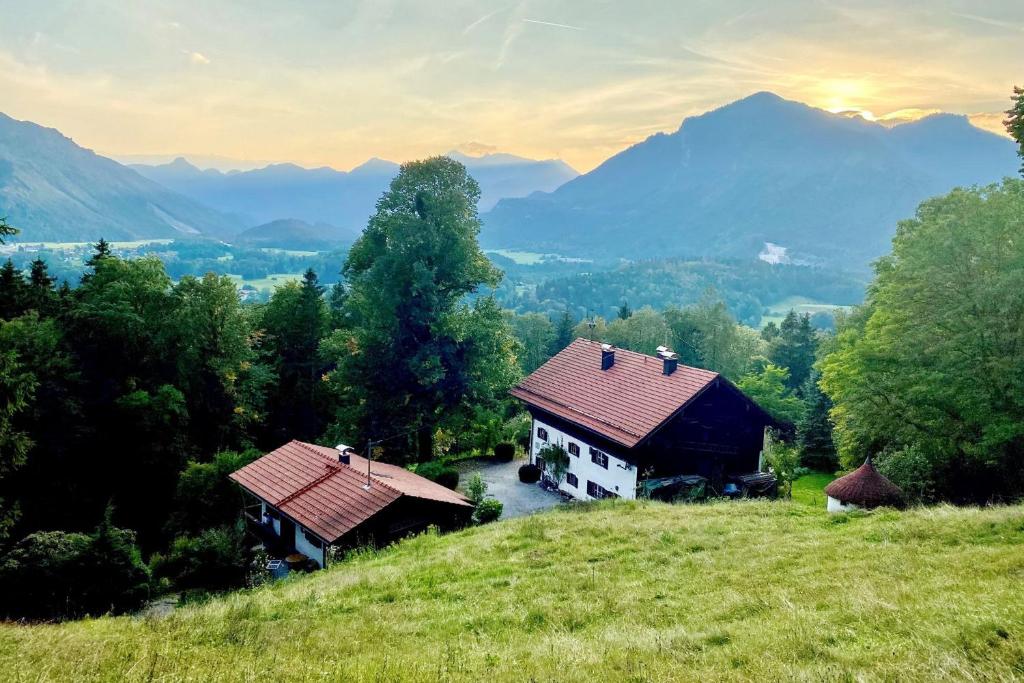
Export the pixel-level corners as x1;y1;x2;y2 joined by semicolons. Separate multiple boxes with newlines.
457;458;563;519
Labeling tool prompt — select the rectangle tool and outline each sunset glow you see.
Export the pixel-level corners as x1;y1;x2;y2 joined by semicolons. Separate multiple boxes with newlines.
0;1;1018;172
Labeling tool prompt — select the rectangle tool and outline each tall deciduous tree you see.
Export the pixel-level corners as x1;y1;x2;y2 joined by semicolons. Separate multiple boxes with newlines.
505;312;553;373
605;306;670;355
665;295;765;380
736;364;805;426
330;157;517;462
820;180;1024;502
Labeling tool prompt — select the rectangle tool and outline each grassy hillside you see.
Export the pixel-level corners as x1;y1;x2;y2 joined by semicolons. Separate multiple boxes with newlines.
3;500;1024;681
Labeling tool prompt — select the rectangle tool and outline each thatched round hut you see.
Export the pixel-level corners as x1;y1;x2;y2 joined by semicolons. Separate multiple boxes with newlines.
824;455;905;512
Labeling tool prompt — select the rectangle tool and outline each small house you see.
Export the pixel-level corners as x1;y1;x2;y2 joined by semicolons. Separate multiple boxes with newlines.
824;455;905;512
511;339;778;501
229;440;473;567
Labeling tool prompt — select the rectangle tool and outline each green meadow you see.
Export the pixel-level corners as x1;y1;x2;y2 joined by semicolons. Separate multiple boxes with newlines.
3;498;1023;682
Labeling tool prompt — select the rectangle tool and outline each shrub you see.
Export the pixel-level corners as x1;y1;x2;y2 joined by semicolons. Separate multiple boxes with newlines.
502;412;532;451
494;442;515;462
764;434;800;498
153;522;248;592
416;461;459;490
166;449;261;537
518;463;541;483
0;510;150;619
466;473;488;504
537;443;570;485
472;498;503;524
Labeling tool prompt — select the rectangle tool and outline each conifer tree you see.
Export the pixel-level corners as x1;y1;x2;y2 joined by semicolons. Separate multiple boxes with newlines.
0;259;26;320
1006;85;1024;176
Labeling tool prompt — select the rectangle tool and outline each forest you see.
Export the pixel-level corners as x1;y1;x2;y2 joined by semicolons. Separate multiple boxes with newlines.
0;127;1022;619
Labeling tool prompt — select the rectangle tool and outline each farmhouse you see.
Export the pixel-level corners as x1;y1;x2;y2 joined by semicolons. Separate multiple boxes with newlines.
229;440;473;567
512;339;777;501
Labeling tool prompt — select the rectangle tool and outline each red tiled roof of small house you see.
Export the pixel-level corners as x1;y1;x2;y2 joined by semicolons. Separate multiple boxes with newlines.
229;440;471;542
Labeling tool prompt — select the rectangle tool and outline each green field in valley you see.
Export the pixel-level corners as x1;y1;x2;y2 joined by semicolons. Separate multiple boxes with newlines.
3;498;1022;682
760;295;854;328
226;272;305;291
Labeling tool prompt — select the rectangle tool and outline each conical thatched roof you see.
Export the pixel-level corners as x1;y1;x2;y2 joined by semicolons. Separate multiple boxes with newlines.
824;455;905;509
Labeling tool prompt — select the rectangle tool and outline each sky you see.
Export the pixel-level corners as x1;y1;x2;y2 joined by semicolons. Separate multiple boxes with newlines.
0;0;1020;172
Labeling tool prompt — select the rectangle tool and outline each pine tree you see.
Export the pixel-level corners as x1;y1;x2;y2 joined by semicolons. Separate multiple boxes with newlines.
25;259;57;316
617;300;632;320
769;310;817;393
81;239;112;284
549;310;575;355
0;217;17;245
0;259;26;320
1006;85;1024;176
796;371;837;471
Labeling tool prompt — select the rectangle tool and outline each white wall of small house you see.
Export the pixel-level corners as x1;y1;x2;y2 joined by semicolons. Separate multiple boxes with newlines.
261;501;281;535
531;416;637;500
827;495;860;513
295;527;326;568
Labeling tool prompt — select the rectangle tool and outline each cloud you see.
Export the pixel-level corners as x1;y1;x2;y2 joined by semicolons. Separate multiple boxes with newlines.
968;112;1012;137
463;6;507;34
453;141;499;156
522;18;584;31
188;51;210;65
951;12;1024;33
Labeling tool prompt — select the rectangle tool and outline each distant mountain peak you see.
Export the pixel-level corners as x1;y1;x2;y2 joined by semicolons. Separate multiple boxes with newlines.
350;157;399;174
168;156;201;170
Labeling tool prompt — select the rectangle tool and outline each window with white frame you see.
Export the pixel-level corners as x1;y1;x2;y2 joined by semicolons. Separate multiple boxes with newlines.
566;472;578;487
568;442;580;456
590;447;609;469
537;427;548;442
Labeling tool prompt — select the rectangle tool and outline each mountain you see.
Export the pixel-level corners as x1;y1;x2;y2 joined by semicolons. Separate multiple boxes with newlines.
481;92;1018;269
131;152;578;241
0;114;243;242
234;218;343;252
448;151;578;209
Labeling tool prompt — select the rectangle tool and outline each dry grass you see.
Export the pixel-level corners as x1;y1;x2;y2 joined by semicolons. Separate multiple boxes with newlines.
2;500;1024;682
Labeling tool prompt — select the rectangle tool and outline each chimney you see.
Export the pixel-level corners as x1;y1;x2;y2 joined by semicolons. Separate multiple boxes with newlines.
601;343;615;370
335;444;353;465
657;348;678;375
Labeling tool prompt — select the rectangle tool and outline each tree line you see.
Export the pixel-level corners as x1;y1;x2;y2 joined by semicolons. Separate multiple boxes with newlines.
0;158;521;618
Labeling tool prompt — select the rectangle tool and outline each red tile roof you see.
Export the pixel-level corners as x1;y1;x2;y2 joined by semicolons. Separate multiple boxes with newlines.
511;338;720;448
229;441;471;542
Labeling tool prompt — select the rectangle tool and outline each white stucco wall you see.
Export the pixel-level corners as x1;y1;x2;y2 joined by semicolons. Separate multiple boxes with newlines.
827;495;860;513
261;501;282;535
295;526;326;567
532;416;637;500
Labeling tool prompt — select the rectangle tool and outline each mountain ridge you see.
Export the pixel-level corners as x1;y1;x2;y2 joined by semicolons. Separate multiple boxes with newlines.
0;113;244;242
481;92;1017;269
